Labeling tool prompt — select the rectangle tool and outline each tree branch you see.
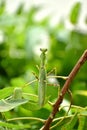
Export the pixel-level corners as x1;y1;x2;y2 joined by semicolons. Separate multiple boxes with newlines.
41;49;87;130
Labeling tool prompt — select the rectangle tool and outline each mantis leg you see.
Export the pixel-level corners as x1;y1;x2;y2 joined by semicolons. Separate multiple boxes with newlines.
47;68;56;76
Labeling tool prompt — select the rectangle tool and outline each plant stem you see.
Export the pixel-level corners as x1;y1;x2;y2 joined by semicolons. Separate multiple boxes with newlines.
7;117;45;123
53;115;73;122
41;49;87;130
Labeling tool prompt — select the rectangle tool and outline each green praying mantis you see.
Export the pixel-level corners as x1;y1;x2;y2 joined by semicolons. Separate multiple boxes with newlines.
37;48;68;107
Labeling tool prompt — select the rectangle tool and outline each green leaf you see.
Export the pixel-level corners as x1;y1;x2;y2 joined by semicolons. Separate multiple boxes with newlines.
0;121;30;129
0;87;14;100
80;110;87;116
0;126;5;130
78;116;86;130
0;98;28;112
0;87;28;112
16;3;24;15
0;0;5;15
69;2;81;24
62;112;78;130
25;7;40;26
75;90;87;96
0;15;24;26
23;101;40;111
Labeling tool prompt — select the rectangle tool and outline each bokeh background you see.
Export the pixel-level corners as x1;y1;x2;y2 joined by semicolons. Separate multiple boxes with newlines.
0;0;87;129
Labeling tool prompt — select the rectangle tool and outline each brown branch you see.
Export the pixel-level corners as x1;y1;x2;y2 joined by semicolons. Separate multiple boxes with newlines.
41;49;87;130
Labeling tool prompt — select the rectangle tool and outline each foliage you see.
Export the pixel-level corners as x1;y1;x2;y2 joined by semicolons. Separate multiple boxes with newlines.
0;1;87;129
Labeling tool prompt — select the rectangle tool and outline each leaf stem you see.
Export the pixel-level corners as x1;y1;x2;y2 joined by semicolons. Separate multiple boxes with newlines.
7;117;45;123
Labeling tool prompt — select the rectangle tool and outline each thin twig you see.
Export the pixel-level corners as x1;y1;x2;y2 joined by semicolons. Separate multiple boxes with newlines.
53;115;73;122
41;49;87;130
7;117;45;123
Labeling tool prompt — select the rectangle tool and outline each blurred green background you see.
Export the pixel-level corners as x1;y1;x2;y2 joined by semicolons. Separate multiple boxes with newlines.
0;1;87;129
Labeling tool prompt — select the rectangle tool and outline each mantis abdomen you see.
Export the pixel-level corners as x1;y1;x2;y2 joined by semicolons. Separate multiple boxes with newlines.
38;67;46;107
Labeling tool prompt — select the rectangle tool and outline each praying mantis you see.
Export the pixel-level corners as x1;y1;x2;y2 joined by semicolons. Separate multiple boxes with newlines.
24;48;68;107
37;48;68;107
